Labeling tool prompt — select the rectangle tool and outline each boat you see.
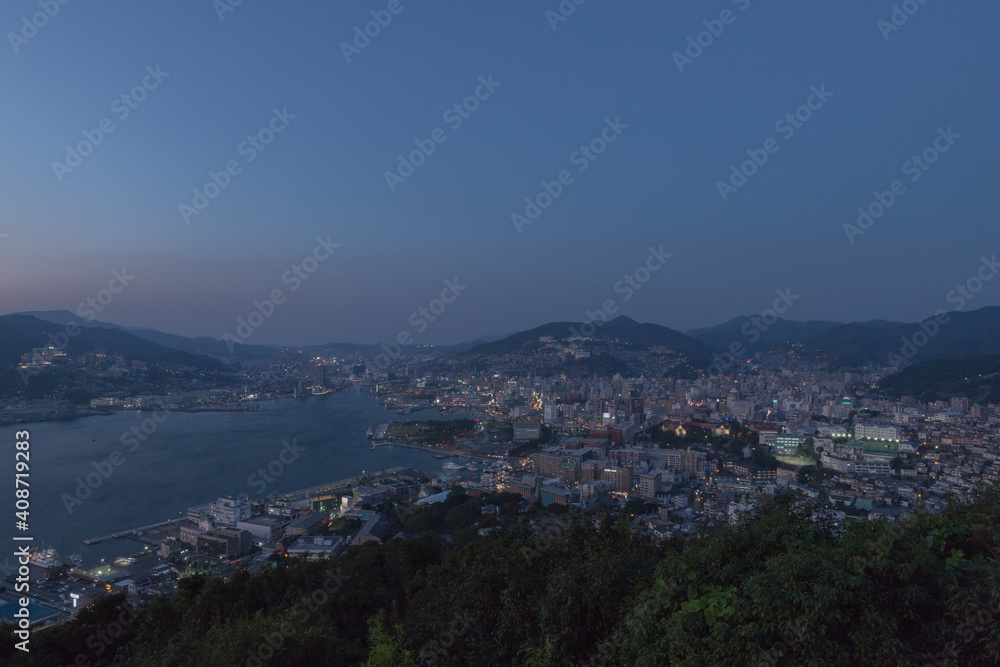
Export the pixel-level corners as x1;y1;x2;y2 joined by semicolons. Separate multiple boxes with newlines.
29;547;60;569
366;427;374;439
442;462;466;471
432;454;448;459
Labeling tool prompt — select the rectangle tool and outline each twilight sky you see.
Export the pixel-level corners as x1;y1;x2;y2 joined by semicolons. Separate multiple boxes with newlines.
2;1;999;346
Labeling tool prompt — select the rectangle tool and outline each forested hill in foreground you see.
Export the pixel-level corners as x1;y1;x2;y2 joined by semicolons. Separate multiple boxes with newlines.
3;489;999;666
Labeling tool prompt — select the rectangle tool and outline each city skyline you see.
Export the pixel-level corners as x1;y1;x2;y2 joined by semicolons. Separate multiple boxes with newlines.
3;3;999;661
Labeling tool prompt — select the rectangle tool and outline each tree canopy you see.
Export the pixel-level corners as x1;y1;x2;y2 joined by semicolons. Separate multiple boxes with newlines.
3;489;998;666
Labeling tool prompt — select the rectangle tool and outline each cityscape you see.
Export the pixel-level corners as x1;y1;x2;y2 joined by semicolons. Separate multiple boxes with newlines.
3;306;1000;664
3;1;1000;665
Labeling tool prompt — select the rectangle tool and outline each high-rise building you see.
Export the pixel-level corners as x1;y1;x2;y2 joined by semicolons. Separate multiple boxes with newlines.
639;470;672;499
627;397;645;423
598;465;633;492
312;362;327;389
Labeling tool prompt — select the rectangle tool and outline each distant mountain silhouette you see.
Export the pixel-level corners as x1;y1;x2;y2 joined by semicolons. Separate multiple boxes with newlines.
10;306;1000;373
788;307;1000;367
468;316;716;370
16;310;273;359
686;317;843;355
0;314;231;392
879;354;1000;403
684;307;1000;369
436;331;517;353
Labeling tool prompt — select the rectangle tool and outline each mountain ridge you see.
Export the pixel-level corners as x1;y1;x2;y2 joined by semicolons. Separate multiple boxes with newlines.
16;310;274;360
467;316;716;371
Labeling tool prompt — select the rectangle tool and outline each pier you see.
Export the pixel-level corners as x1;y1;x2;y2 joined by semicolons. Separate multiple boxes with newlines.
83;518;185;546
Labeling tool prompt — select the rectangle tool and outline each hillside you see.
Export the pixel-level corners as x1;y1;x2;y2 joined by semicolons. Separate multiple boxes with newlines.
686;317;842;355
791;322;911;367
0;314;233;397
19;310;274;360
469;316;716;370
786;307;1000;368
879;354;1000;403
0;315;230;370
3;488;998;666
463;307;1000;374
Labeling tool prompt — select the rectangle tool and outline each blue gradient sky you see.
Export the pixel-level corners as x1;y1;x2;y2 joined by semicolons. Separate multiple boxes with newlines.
1;1;998;345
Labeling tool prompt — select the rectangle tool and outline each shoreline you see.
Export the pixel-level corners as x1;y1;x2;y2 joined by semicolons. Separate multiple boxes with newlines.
0;387;358;426
82;444;497;547
21;392;489;559
371;440;500;462
0;388;484;427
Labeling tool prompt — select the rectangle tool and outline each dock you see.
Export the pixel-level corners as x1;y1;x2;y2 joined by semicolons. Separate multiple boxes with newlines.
83;518;185;546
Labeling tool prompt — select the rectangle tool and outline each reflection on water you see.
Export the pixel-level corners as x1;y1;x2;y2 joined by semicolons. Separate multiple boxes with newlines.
0;393;448;568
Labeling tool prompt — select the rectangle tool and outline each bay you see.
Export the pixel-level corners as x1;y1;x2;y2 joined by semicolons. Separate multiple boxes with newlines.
0;390;459;569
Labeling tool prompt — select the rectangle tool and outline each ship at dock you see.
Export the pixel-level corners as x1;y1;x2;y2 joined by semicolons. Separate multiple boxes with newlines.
29;547;59;569
25;547;68;580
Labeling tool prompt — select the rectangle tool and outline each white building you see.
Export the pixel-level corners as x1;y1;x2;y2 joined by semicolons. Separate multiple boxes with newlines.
207;497;252;527
853;424;900;442
237;515;288;542
543;403;560;424
821;452;892;476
